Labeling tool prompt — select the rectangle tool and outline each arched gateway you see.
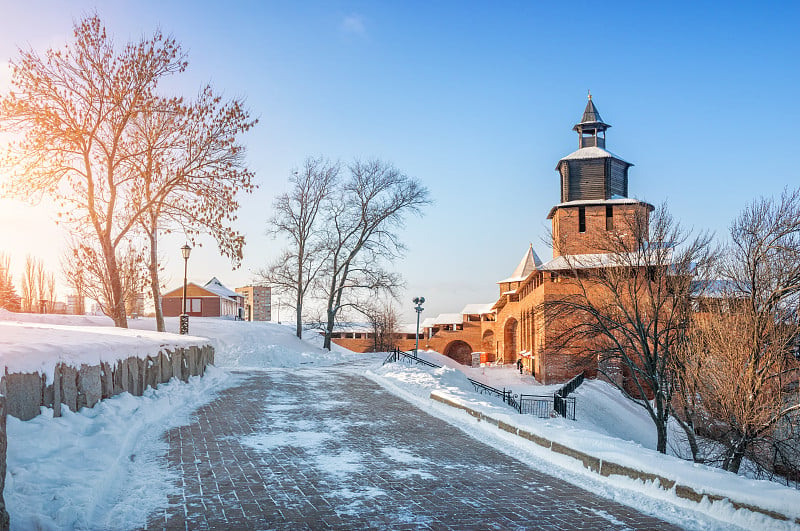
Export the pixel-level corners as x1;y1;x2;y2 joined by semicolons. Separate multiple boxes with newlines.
443;340;473;365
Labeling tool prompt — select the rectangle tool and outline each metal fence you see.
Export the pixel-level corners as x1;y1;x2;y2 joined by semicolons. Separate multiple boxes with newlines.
382;348;442;369
519;395;553;418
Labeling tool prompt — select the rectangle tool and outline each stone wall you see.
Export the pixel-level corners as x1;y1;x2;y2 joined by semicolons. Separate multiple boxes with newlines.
0;344;214;531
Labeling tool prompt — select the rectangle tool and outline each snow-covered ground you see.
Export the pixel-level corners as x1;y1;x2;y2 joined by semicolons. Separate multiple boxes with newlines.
1;313;798;530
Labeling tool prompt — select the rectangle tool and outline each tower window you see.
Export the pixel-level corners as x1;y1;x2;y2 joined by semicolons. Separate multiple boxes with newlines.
578;207;586;233
606;205;613;230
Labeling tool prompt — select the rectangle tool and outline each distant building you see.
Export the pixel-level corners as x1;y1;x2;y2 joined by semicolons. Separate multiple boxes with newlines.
66;294;85;315
235;285;272;321
161;277;244;318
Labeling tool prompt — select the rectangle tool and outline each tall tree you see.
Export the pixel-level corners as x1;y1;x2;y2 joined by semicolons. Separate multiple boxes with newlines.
128;88;256;331
0;16;187;327
679;189;800;474
20;255;41;313
320;159;430;350
545;204;713;453
260;157;338;338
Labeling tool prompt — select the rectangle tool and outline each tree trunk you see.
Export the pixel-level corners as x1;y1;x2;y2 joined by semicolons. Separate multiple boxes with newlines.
295;250;303;339
101;235;127;328
147;228;165;332
723;440;747;473
656;414;669;454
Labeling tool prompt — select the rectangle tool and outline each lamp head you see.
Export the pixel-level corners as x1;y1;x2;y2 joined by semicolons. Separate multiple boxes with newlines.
181;244;192;260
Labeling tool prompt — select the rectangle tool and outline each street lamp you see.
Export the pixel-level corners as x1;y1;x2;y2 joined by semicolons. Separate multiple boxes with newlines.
413;296;425;357
180;244;192;335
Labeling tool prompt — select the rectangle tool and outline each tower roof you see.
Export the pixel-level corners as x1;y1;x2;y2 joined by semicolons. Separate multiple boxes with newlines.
497;244;542;283
573;94;611;132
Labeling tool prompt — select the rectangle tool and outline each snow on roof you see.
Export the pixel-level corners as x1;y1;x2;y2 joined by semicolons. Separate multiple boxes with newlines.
556;146;631;166
203;277;241;301
432;313;463;326
497;245;542;284
540;248;675;271
420;317;437;329
460;303;495;315
396;323;420;334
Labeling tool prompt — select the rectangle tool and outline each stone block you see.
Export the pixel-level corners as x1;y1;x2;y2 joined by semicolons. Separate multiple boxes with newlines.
145;356;159;391
60;365;79;414
52;365;62;418
498;420;517;435
77;364;102;410
3;372;44;421
550;441;601;473
160;351;173;383
517;429;552;449
100;362;113;399
112;359;125;396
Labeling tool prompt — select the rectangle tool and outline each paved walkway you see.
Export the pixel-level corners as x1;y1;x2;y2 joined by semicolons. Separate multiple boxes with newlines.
146;369;682;530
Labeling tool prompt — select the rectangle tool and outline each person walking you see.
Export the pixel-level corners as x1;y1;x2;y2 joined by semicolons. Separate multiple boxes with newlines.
516;358;523;374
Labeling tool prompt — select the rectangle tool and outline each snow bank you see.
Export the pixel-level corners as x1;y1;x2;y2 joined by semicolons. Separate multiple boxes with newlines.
369;351;800;528
5;367;239;530
0;315;209;384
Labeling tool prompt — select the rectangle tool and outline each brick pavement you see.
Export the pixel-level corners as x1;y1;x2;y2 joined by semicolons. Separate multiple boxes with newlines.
146;368;684;530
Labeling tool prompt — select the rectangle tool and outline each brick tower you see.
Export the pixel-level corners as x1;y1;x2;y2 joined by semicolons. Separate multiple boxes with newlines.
548;95;652;257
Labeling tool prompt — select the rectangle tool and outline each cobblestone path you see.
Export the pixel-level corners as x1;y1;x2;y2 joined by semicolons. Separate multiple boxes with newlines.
146;369;682;530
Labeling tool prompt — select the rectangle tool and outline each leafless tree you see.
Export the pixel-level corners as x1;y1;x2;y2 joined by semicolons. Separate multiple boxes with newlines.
0;16;187;327
259;158;339;338
363;301;399;352
678;189;800;474
544;204;713;453
20;255;41;313
320;159;430;350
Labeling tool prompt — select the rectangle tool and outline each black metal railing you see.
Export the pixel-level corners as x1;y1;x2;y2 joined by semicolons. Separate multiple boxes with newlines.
383;349;580;420
468;378;520;411
519;395;553;418
554;395;576;420
556;372;585;398
382;348;442;369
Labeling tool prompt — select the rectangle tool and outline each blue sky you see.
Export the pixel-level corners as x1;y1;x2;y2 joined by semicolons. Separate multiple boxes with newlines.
1;2;799;321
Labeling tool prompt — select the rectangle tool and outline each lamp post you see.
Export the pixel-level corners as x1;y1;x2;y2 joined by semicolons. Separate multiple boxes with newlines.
413;296;425;357
180;244;192;335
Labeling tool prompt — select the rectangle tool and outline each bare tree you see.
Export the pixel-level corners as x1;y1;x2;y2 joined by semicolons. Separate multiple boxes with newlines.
320;159;430;350
20;255;41;313
129;88;256;331
364;302;399;352
545;204;713;453
0;16;187;327
259;157;339;338
680;189;800;474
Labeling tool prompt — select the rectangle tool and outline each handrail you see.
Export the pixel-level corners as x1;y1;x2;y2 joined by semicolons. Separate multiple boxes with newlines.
382;348;442;368
556;372;585;397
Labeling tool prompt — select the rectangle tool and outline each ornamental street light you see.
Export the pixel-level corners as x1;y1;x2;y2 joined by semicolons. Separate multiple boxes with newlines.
413;296;425;357
180;244;192;335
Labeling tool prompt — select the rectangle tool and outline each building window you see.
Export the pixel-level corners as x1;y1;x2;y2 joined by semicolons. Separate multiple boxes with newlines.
578;207;586;233
190;298;201;313
606;205;613;230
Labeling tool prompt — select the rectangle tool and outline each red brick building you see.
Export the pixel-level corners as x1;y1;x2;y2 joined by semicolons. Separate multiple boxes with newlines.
331;96;655;385
162;277;244;318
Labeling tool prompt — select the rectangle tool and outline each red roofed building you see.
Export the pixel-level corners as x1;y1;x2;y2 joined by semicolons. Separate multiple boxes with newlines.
161;277;245;318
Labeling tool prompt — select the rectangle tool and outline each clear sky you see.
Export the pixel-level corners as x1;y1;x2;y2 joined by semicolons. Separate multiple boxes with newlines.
1;1;799;322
